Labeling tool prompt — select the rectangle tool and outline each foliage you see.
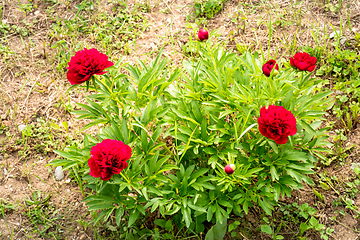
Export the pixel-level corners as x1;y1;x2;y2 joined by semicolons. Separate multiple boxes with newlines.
16;118;76;158
194;0;226;19
51;41;333;237
48;1;149;72
22;190;66;238
315;46;360;132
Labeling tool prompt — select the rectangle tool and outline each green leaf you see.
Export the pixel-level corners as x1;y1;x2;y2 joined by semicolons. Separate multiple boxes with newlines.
182;207;192;228
188;201;207;213
205;217;227;240
268;140;278;154
258;198;274;215
219;110;234;119
154;219;166;228
165;220;173;231
128;209;140;227
87;203;114;211
270;165;279;181
319;181;330;190
312;188;324;202
261;224;273;235
115;207;124;226
208;155;218;169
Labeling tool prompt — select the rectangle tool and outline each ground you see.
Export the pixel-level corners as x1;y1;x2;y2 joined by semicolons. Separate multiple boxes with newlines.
1;0;360;239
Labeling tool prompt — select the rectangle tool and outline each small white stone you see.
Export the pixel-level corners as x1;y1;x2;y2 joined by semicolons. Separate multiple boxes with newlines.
351;163;360;169
149;42;156;49
54;166;64;181
65;179;71;183
3;168;7;175
329;30;341;39
340;37;346;45
18;124;26;132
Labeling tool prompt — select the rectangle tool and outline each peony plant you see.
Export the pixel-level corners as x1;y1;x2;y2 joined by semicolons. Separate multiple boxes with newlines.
51;42;332;236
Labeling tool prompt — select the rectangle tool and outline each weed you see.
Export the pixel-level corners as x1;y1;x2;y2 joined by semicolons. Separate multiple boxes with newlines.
15;118;77;158
22;190;68;238
49;2;148;72
0;198;15;215
194;0;226;19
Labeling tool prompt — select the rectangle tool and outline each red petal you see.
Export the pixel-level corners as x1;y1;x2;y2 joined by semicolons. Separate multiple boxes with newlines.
296;62;309;71
307;65;316;72
275;135;288;144
88;157;101;178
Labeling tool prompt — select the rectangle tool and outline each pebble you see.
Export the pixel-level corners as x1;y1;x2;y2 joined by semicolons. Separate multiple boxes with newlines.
55;166;64;181
335;90;343;95
3;168;7;175
351;163;360;169
149;42;156;49
0;155;3;160
18;124;26;132
329;30;341;39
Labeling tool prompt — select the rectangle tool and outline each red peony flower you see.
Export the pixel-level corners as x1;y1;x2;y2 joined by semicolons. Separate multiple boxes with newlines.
198;29;209;41
290;52;317;72
257;105;297;144
88;139;132;181
67;48;114;85
262;59;279;77
224;164;236;175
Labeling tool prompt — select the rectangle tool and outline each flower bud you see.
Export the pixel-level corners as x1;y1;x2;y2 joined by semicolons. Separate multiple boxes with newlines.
262;59;279;77
273;69;279;76
198;29;209;41
224;164;236;175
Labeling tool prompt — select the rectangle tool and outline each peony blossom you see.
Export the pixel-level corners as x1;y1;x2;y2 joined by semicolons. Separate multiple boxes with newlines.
258;105;297;144
290;52;317;72
88;139;132;181
67;48;114;85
